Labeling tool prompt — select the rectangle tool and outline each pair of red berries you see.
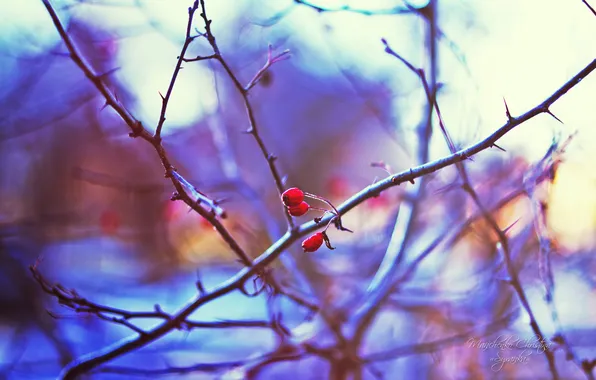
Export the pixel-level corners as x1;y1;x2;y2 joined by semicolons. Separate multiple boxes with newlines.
282;187;335;253
281;187;311;217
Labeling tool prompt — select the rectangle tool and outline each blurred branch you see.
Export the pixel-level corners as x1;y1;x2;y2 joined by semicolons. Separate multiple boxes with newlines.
96;345;309;378
382;29;564;378
96;360;246;376
31;264;278;332
363;309;519;362
293;0;419;16
524;136;595;380
393;169;550;292
348;2;439;352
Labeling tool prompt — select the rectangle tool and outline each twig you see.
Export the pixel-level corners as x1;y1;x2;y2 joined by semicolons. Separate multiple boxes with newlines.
583;0;596;17
195;0;295;228
293;0;418;16
154;0;201;140
244;44;290;91
31;265;276;330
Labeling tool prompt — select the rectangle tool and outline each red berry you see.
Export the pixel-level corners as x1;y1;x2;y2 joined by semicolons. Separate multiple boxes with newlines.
100;209;120;236
302;232;324;252
281;187;304;207
288;201;310;216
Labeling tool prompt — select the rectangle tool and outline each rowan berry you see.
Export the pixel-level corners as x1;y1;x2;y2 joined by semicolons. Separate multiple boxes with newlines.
302;232;324;252
281;187;304;207
288;201;310;216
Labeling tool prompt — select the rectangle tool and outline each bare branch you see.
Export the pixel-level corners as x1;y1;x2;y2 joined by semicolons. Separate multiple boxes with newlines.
582;0;596;17
196;0;295;228
154;0;200;140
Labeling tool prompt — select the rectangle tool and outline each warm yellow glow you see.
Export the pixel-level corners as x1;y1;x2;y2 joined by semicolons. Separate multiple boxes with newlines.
548;161;596;251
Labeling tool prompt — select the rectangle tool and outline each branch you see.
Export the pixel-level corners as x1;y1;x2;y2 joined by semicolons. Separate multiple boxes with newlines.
96;345;309;377
31;264;276;332
583;0;596;17
39;0;225;225
382;32;564;377
154;0;200;140
40;0;318;315
196;0;295;228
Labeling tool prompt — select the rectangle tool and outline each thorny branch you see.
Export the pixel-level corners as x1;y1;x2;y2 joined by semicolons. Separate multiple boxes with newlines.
153;0;199;141
583;0;596;17
31;263;278;331
186;0;295;228
35;0;596;378
524;136;596;380
40;0;318;316
378;37;568;379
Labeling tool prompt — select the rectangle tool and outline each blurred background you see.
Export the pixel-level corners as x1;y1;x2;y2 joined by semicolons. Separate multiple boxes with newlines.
1;0;595;378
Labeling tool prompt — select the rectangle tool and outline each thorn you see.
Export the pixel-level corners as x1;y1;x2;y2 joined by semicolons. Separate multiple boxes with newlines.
100;100;110;111
196;280;206;296
47;310;59;319
268;154;278;162
433;182;460;195
408;169;415;184
159;91;165;101
128;122;143;138
97;67;120;79
371;161;392;175
551;334;564;345
502;218;520;235
503;97;513;121
492;143;507;152
546;109;564;124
